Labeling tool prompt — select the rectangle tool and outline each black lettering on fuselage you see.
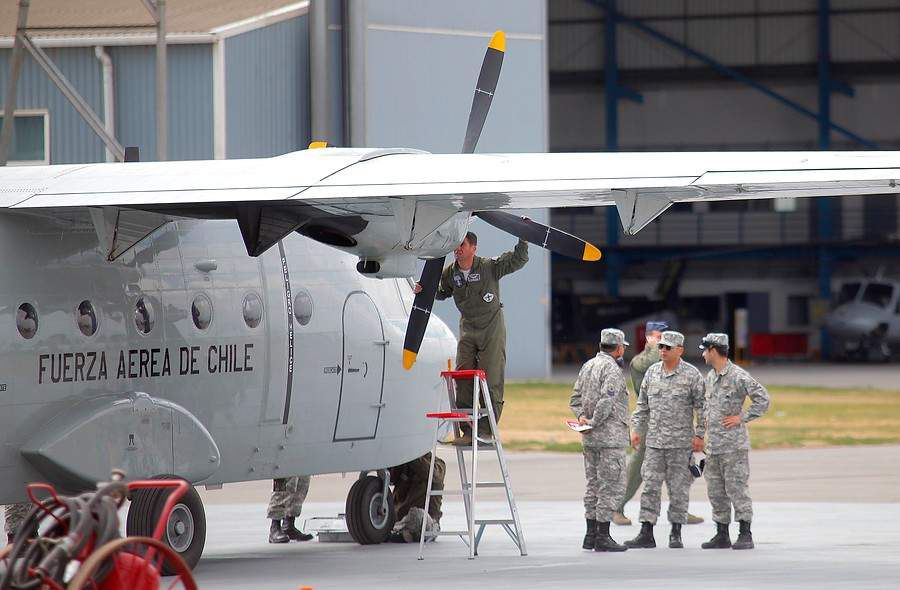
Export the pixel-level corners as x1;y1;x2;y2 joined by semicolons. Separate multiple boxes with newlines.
117;351;126;379
190;346;200;375
128;349;139;379
86;351;97;381
161;349;171;377
74;352;85;382
244;343;253;372
98;352;108;380
38;354;49;385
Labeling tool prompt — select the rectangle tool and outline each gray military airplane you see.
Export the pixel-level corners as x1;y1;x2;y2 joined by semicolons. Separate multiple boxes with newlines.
3;30;900;570
825;275;900;361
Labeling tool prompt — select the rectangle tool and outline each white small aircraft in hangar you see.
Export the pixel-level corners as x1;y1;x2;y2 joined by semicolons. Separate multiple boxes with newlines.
2;31;900;569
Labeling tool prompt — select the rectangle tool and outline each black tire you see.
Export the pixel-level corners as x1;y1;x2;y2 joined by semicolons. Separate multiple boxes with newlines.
345;475;395;545
126;475;206;574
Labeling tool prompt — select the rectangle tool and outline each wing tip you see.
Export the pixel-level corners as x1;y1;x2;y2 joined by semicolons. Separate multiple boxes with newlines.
582;242;602;262
489;30;505;53
403;349;418;370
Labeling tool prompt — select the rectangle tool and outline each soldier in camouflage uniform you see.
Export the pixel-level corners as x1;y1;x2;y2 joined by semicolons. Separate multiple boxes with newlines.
626;331;706;550
267;476;314;543
570;328;632;552
615;321;704;526
614;321;664;526
388;453;445;543
4;503;33;545
699;333;770;550
425;232;529;444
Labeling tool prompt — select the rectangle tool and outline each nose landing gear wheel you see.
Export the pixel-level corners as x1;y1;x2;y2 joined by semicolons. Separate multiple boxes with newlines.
126;476;206;574
345;475;395;544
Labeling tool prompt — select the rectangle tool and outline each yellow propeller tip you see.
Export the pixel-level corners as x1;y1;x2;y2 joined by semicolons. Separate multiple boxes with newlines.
582;243;602;262
403;349;418;370
489;30;505;53
308;141;328;149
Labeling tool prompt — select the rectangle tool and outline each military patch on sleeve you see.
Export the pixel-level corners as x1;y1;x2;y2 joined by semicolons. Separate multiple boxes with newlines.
467;273;480;282
483;292;495;303
453;273;465;288
606;389;617;397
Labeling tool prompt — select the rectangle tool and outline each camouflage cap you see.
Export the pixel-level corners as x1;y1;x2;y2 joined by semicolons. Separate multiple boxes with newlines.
659;330;685;348
700;333;729;350
600;328;629;347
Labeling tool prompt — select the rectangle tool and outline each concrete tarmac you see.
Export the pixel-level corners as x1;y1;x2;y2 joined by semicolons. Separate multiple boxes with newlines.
193;445;900;589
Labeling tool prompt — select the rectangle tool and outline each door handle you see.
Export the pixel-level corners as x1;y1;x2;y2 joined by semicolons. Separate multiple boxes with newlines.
194;259;218;273
370;402;386;409
373;340;390;346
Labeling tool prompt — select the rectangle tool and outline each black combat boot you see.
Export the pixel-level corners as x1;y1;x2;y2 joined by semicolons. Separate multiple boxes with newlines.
582;519;597;550
593;521;628;552
6;533;13;545
732;520;754;550
668;523;683;549
624;522;656;548
282;517;314;542
702;522;732;549
268;519;289;544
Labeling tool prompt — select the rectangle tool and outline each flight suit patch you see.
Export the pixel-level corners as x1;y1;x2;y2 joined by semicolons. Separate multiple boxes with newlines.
467;273;480;282
483;292;495;303
453;273;465;288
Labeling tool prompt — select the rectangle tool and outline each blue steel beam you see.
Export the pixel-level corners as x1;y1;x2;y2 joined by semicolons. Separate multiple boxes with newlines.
817;0;834;358
588;0;878;149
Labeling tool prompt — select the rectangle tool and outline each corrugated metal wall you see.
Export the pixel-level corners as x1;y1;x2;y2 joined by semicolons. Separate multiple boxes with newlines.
0;47;105;164
110;44;214;161
225;15;310;158
550;0;900;72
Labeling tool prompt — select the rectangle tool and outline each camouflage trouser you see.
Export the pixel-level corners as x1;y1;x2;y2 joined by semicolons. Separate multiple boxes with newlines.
639;447;693;525
704;450;753;524
267;476;311;520
582;447;627;522
4;503;30;538
617;437;646;512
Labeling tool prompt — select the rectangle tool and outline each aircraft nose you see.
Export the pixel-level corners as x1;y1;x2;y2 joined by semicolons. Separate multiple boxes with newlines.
826;307;877;338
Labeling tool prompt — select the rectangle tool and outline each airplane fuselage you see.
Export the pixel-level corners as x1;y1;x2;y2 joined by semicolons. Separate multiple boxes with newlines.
0;211;456;502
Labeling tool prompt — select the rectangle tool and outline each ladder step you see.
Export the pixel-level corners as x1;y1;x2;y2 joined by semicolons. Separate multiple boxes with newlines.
465;482;506;488
474;519;515;525
429;489;471;496
425;530;471;537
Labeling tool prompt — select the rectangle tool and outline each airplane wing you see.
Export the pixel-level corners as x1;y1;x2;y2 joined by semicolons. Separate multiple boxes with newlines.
4;148;900;236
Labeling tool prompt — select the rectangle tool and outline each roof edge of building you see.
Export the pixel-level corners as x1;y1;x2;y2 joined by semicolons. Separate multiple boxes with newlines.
0;0;309;48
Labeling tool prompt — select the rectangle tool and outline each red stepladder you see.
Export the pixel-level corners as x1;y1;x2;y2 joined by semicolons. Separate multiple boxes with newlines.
417;369;526;560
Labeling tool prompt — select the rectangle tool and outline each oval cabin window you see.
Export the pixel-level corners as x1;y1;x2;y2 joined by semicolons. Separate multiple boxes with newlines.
293;290;313;326
134;297;155;335
192;293;213;331
16;303;38;339
76;300;98;337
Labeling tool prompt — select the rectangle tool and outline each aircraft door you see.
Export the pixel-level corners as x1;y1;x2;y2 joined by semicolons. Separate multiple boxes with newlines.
333;292;386;441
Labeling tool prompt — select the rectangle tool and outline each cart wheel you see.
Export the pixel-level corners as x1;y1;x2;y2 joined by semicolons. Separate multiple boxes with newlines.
67;536;197;590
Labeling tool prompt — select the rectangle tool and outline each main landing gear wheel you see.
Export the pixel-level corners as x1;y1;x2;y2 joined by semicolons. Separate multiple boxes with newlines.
126;476;206;574
345;474;395;544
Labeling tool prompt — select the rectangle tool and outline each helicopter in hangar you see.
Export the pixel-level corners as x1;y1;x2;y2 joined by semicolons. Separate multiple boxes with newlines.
825;272;900;361
3;31;900;570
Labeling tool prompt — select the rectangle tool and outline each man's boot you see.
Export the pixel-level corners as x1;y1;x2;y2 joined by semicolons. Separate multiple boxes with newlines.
6;532;13;545
268;519;289;544
687;513;704;525
582;519;597;550
733;520;754;550
624;522;656;548
593;521;628;552
612;511;632;526
282;517;314;542
668;523;683;549
701;522;732;549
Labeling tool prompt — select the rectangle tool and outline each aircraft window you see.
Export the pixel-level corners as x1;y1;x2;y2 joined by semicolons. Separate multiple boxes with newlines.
243;293;263;329
861;283;894;308
16;303;38;339
134;297;155;334
76;301;98;337
192;293;213;330
293;290;313;326
834;282;860;307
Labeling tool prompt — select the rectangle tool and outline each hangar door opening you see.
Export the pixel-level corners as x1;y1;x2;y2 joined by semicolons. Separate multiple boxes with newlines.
333;292;386;441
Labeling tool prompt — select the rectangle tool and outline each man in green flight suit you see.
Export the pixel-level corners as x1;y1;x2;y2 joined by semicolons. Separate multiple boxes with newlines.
613;321;704;527
416;231;528;445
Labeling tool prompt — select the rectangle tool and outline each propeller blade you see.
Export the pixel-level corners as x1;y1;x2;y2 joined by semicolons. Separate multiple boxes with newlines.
462;31;505;154
475;211;602;262
402;256;446;370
